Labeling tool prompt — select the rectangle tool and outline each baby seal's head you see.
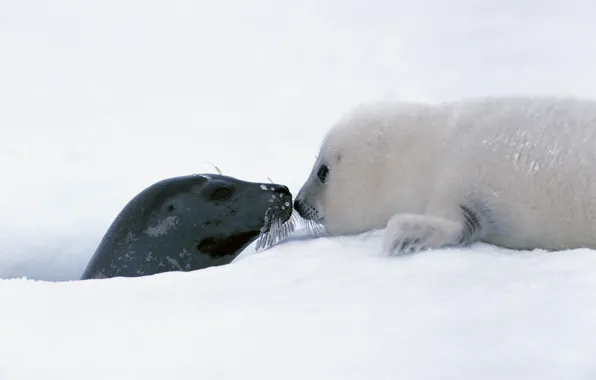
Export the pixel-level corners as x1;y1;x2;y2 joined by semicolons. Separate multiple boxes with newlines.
293;106;398;236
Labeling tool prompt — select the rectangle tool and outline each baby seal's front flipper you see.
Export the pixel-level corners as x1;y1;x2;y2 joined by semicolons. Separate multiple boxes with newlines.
382;205;485;255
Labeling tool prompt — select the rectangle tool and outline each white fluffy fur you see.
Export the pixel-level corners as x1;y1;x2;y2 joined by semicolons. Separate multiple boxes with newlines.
294;96;596;254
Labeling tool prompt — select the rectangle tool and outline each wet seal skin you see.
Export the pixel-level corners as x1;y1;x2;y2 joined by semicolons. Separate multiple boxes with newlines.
80;173;295;280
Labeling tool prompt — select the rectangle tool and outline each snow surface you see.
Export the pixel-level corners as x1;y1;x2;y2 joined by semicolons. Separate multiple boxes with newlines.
1;0;596;379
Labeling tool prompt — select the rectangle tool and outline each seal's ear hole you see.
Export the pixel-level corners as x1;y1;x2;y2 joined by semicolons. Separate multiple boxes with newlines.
167;205;175;212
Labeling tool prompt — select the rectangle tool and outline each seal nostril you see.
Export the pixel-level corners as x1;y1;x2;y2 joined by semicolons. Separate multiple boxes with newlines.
167;205;175;212
274;185;290;195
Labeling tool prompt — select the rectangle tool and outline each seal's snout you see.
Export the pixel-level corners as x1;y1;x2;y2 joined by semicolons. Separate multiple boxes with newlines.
293;197;322;222
255;181;297;251
272;184;290;195
261;182;293;226
293;199;309;219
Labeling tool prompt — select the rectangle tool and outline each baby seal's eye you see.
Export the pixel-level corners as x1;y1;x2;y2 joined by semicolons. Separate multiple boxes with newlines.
317;164;329;183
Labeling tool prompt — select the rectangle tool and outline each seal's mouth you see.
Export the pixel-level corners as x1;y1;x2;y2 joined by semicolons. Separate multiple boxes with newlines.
198;230;261;259
255;192;296;251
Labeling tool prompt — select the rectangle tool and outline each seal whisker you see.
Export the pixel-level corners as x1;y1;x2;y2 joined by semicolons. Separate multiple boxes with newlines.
205;161;223;175
298;218;326;239
255;210;297;252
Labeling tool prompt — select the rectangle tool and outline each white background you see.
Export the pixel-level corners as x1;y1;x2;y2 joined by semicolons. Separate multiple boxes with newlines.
1;0;595;379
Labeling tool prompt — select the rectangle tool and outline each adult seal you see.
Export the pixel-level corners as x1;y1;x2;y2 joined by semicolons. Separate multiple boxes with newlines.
294;95;596;255
81;173;294;279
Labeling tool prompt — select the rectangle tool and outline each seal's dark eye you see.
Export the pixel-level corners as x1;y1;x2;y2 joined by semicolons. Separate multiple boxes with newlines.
211;187;232;201
317;164;329;183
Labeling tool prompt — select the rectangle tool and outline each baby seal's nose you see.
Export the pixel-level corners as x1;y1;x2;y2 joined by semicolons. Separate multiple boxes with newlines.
293;199;309;219
293;199;305;214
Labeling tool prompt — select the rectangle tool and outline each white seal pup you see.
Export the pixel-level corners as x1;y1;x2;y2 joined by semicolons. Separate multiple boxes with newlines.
293;96;596;254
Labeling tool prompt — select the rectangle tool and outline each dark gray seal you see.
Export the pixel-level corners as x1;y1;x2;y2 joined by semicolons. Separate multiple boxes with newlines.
80;173;294;280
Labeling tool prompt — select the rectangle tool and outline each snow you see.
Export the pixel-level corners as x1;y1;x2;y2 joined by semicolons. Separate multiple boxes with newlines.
1;0;596;379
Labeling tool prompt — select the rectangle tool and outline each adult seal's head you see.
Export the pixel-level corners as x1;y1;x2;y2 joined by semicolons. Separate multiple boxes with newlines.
81;173;294;280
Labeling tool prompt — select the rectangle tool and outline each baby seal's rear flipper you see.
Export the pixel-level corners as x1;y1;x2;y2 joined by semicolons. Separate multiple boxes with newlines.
382;205;486;255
